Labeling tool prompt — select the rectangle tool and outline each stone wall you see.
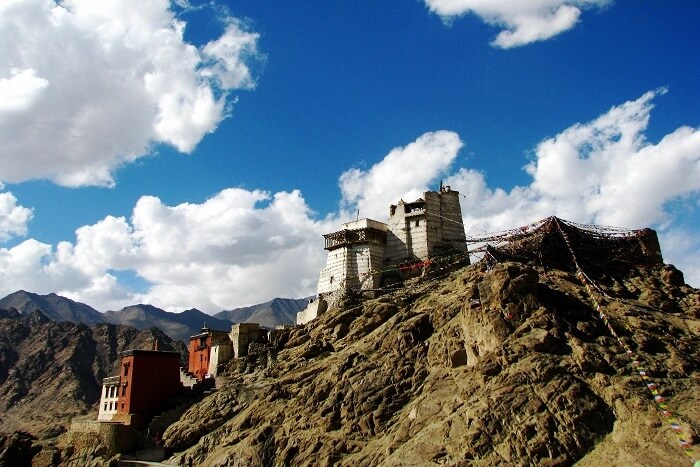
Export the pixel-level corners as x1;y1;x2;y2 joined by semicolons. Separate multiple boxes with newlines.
385;201;412;263
318;248;348;295
208;342;233;377
431;188;468;253
296;297;328;325
230;323;262;358
318;230;386;294
68;420;137;456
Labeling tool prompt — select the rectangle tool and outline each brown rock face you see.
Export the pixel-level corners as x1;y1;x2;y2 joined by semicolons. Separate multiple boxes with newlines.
0;310;186;439
161;262;699;466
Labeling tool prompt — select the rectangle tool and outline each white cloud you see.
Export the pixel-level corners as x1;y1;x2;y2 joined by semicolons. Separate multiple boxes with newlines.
0;188;331;313
0;0;261;187
424;0;610;48
339;130;464;220
0;192;33;242
0;68;49;112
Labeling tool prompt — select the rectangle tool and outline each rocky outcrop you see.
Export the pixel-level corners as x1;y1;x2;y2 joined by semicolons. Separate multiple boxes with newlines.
160;261;699;466
0;431;39;467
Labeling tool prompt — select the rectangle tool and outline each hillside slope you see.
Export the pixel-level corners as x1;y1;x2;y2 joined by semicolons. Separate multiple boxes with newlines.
0;310;186;438
160;261;699;465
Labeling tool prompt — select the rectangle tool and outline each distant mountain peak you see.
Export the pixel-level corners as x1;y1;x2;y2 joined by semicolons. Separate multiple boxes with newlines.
214;296;311;328
0;290;104;327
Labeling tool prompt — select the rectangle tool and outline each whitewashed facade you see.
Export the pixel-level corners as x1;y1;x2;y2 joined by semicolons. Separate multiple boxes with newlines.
97;376;121;422
317;219;388;295
310;186;469;302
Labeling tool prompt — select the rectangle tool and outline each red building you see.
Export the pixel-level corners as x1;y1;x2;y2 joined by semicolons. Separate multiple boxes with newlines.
188;324;232;380
99;349;183;425
117;350;182;415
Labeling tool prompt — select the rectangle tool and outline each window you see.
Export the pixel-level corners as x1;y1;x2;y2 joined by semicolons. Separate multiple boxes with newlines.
104;403;107;411
121;402;125;410
123;363;130;377
122;384;127;396
415;220;420;227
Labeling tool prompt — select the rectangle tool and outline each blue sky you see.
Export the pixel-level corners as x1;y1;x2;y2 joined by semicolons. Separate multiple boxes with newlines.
0;0;698;313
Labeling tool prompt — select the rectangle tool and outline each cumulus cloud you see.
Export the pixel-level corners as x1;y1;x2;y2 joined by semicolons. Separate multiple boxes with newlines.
0;192;33;242
440;89;700;232
424;0;610;48
0;0;261;187
339;131;464;220
0;188;330;312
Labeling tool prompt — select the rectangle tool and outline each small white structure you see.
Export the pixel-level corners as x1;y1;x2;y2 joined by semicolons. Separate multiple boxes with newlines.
97;376;121;422
296;297;328;325
207;340;234;377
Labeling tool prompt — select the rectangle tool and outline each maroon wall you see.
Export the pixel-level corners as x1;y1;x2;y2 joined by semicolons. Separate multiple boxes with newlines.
117;350;182;415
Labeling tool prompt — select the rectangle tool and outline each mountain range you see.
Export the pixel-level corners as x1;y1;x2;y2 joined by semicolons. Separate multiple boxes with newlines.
0;291;310;343
214;296;311;327
101;304;233;343
0;290;105;327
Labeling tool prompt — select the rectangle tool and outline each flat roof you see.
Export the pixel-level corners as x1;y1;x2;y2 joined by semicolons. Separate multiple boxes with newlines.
339;218;387;231
120;349;181;357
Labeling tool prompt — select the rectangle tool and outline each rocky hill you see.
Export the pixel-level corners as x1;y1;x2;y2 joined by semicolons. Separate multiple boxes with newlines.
153;260;700;466
102;304;233;343
215;297;311;328
0;309;186;439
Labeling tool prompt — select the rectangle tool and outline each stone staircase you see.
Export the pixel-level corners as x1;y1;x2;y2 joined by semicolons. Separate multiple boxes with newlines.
179;367;198;388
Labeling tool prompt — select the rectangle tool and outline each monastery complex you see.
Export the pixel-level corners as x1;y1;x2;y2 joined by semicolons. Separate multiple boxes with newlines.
94;185;472;429
80;184;671;460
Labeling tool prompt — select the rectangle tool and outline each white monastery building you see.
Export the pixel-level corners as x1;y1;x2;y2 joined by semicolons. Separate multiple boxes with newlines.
298;185;468;325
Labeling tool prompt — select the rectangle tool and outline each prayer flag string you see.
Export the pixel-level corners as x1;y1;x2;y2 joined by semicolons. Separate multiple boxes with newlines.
554;219;697;464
